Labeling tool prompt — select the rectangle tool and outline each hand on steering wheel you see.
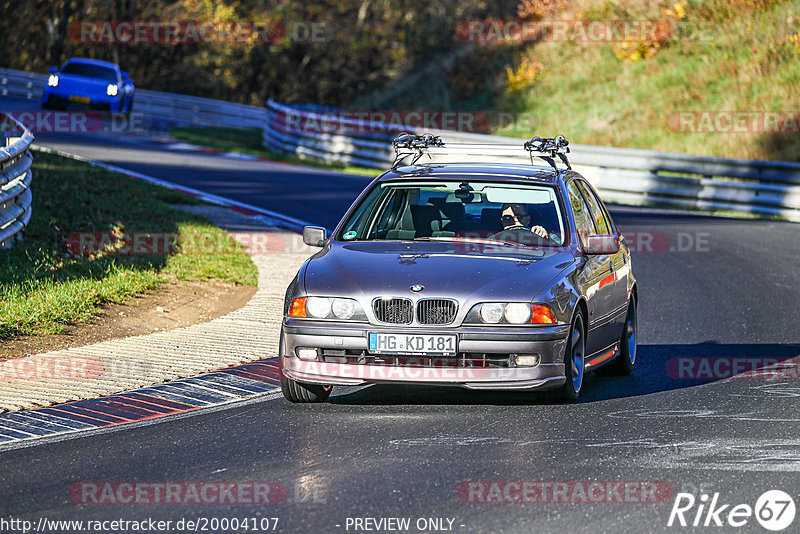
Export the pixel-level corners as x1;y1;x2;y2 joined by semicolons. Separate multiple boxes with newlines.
493;225;555;244
530;225;548;239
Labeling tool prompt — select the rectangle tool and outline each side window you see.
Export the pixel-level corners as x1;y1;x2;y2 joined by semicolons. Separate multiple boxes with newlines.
577;181;611;235
566;181;595;246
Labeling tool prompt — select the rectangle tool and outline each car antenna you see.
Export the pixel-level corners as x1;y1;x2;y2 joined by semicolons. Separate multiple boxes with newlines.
392;132;445;169
523;135;571;171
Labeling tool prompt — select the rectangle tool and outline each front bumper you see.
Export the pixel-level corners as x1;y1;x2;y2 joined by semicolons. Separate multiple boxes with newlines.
43;88;122;111
281;320;569;391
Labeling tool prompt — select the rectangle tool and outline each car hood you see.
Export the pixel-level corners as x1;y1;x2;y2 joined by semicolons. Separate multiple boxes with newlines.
54;74;114;94
303;240;575;305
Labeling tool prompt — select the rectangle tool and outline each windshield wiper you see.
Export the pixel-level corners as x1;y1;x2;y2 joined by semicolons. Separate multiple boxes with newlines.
412;236;535;248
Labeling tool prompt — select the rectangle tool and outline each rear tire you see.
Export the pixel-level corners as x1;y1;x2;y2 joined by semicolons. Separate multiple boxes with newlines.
602;298;637;376
550;312;585;402
279;330;331;403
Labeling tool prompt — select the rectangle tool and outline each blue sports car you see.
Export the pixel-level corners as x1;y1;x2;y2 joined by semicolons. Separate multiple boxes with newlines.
42;58;135;115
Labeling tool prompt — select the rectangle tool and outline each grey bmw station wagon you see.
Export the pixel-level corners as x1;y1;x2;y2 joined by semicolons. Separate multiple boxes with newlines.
279;135;637;402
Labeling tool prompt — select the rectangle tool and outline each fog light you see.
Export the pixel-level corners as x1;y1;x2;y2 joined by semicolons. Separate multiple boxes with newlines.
514;354;540;367
296;348;319;361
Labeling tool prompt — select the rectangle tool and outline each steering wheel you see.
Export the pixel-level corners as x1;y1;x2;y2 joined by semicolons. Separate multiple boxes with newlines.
489;226;556;245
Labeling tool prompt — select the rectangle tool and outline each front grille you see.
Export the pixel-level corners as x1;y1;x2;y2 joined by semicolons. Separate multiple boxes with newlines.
373;298;413;324
417;299;457;325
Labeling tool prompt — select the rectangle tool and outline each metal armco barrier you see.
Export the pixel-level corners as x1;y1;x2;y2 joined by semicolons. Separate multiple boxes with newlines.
0;113;34;248
263;99;800;222
0;67;268;128
3;67;799;223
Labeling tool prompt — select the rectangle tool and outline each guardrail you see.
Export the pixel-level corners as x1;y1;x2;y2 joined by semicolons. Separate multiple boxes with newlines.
263;99;800;222
0;113;34;248
0;68;268;128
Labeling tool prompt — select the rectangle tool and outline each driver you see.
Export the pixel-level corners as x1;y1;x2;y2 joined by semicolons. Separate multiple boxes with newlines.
500;203;548;238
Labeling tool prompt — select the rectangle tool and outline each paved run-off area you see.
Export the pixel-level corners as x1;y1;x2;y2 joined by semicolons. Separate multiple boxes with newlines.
0;206;315;412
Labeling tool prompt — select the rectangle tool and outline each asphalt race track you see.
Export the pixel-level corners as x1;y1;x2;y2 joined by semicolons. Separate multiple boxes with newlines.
2;95;800;532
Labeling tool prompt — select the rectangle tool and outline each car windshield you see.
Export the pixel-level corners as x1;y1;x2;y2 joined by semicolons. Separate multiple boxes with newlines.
61;63;118;83
339;179;567;247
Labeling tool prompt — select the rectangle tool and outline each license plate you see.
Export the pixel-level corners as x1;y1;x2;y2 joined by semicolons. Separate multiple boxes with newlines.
69;95;90;103
368;333;457;355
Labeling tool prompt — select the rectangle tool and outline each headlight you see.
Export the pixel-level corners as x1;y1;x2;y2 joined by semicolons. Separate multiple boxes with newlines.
287;296;366;321
306;297;332;318
106;84;119;96
465;303;558;325
504;303;531;324
48;74;59;87
331;298;356;319
479;303;504;323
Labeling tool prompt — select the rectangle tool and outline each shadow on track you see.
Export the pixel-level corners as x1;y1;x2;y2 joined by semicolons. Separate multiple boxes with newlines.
324;342;800;406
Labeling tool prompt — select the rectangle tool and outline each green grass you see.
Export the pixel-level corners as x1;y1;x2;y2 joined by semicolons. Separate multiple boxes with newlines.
0;152;258;340
169;127;379;177
492;0;800;161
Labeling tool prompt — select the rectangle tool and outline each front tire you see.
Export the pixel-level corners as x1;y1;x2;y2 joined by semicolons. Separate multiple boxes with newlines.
42;95;64;110
552;312;586;402
602;297;637;376
278;330;332;403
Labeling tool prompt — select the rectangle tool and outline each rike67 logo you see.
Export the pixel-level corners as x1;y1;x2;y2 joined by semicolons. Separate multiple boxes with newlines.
668;490;796;531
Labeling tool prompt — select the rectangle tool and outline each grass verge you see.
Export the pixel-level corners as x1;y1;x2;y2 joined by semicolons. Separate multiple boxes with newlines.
169;126;379;177
0;151;258;340
493;0;800;161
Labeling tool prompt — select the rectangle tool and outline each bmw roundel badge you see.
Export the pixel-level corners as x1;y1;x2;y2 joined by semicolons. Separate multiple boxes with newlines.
410;284;424;293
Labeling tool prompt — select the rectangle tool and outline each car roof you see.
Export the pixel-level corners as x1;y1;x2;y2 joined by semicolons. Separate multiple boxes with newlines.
379;162;566;185
63;58;119;70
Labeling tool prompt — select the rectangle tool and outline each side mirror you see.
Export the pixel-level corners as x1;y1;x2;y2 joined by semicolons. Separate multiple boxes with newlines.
585;235;620;255
121;71;129;78
303;226;327;247
48;66;57;74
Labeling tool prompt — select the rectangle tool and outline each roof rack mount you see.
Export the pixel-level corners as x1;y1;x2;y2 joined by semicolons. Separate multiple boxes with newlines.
391;133;571;171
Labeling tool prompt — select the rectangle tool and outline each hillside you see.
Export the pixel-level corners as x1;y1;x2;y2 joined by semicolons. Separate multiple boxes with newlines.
365;0;800;161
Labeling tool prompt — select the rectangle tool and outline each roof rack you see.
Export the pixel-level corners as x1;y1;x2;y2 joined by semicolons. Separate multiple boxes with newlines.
392;132;445;168
391;133;571;171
